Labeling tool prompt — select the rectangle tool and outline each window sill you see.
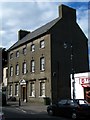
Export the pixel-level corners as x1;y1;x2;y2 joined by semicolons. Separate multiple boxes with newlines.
40;70;45;72
15;95;18;96
39;95;46;98
9;95;12;96
22;73;27;75
31;72;35;74
39;47;45;49
16;74;19;76
29;96;35;98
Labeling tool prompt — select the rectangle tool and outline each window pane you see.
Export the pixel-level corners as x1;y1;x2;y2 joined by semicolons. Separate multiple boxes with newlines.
22;62;27;74
40;57;45;71
15;84;18;96
40;82;45;96
24;63;26;74
40;40;45;48
31;60;35;72
16;51;19;57
23;48;26;55
31;44;35;52
16;64;19;75
10;66;13;76
10;53;13;59
9;85;12;96
30;83;35;97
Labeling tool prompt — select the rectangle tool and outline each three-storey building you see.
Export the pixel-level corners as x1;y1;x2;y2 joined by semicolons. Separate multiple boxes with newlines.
8;4;89;104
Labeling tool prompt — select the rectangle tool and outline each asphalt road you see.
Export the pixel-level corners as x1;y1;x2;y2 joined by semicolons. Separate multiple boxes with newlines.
2;106;71;120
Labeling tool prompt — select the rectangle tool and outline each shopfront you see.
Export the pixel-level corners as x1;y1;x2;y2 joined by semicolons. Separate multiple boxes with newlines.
79;77;90;103
71;72;90;103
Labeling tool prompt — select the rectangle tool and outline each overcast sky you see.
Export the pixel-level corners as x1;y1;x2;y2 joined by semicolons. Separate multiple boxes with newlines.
0;0;90;65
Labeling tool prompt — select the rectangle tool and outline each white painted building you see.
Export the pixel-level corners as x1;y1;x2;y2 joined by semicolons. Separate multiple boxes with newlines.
3;67;8;87
71;72;90;103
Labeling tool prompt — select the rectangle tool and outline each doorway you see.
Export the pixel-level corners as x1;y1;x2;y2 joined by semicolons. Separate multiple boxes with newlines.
84;87;90;103
21;86;26;102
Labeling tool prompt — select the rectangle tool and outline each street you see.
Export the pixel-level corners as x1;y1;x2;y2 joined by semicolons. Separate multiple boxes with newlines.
2;105;71;120
2;101;89;120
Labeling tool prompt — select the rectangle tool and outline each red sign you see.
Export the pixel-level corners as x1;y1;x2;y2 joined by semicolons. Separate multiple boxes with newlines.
79;78;90;87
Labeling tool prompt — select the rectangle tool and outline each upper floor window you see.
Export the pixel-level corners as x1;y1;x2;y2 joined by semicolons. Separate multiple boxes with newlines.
16;64;19;75
40;40;45;48
40;57;45;71
22;62;27;74
31;60;35;73
10;66;13;76
23;47;26;55
10;53;13;59
16;51;19;57
31;44;35;52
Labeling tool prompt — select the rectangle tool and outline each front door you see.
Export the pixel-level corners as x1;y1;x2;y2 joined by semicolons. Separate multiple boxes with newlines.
22;86;26;102
84;87;90;103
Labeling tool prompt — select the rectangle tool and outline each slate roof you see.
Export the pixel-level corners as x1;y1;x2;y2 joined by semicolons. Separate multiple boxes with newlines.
9;17;61;51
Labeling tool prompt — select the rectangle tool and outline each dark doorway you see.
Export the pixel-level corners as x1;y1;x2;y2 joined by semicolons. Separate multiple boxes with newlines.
22;87;26;102
84;87;90;103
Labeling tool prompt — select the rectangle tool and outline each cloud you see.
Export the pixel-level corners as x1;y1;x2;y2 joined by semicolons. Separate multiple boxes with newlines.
1;2;58;49
77;7;88;38
0;2;88;50
0;0;89;2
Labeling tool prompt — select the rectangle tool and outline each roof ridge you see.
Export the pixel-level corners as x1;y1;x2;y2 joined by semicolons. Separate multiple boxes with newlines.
9;17;61;51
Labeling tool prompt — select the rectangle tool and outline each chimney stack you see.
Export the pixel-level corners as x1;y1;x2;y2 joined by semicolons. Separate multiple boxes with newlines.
59;4;76;21
18;30;30;40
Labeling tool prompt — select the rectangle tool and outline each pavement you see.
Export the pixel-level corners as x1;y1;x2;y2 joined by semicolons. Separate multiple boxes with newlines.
6;101;48;114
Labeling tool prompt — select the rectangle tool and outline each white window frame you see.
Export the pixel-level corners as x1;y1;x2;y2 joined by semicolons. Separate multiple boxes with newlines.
31;44;35;52
40;40;45;48
15;84;19;96
30;82;35;97
16;51;19;57
23;62;27;74
23;47;26;55
31;60;35;73
10;53;13;59
16;64;19;75
40;82;45;97
10;66;13;76
40;57;45;71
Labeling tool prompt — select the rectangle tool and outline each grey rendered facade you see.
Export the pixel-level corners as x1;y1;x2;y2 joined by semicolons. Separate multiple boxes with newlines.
8;5;89;104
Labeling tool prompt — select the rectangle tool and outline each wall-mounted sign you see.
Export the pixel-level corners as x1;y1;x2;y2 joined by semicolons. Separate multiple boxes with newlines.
79;78;90;84
79;77;90;87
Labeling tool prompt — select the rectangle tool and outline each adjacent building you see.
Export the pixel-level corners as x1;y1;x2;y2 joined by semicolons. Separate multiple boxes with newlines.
0;48;8;87
71;72;90;103
0;48;2;90
8;4;89;104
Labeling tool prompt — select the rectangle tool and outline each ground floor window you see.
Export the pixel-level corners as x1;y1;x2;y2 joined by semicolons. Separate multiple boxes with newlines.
9;85;12;96
40;82;45;97
30;82;35;97
15;84;19;96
